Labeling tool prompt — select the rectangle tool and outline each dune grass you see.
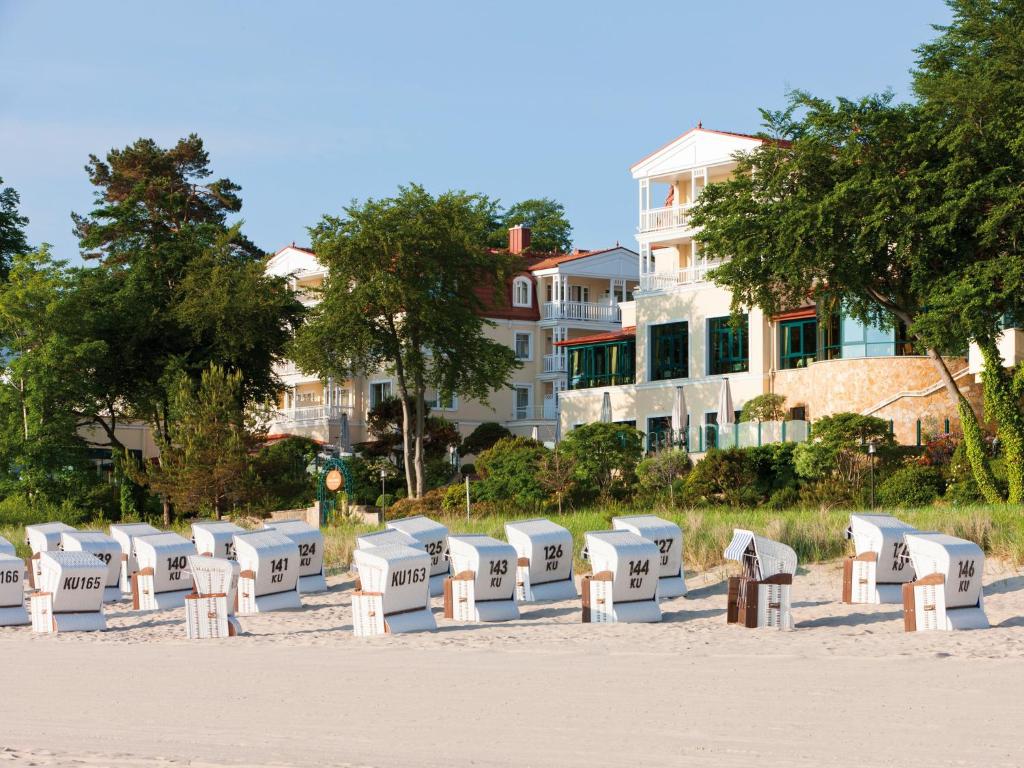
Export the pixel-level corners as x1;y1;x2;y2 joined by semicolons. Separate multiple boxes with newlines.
3;503;1022;573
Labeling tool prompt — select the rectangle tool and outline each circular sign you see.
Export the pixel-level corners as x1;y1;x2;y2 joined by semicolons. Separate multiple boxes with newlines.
325;469;344;492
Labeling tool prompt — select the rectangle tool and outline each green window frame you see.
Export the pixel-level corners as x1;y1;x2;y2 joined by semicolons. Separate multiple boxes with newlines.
779;317;818;369
567;338;636;390
651;321;688;381
708;315;749;375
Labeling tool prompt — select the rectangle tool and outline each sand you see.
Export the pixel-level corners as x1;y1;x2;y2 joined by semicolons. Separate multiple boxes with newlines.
2;560;1023;767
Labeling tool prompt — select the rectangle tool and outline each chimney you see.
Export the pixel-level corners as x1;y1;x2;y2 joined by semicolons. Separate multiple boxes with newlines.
508;224;532;254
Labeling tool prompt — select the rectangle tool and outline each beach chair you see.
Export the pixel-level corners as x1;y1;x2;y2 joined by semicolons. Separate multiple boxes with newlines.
352;544;436;636
505;518;577;602
443;535;519;622
132;533;196;611
386;515;449;596
191;521;244;559
723;529;797;630
901;533;988;631
184;555;241;639
263;519;326;593
24;522;76;588
234;531;301;615
60;531;122;602
612;514;687;599
580;530;661;623
0;552;29;626
843;514;917;604
29;551;106;633
109;523;160;595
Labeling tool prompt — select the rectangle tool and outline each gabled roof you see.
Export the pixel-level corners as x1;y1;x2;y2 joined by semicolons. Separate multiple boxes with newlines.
556;327;636;347
630;125;791;179
527;245;638;272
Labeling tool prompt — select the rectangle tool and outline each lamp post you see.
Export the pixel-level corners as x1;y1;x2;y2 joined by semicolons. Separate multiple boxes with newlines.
868;442;877;508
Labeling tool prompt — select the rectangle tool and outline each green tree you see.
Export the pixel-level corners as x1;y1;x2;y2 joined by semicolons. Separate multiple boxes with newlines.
910;0;1024;503
144;365;254;519
460;421;512;457
475;436;549;507
559;422;643;500
67;136;302;521
739;393;787;423
0;176;29;280
0;249;102;504
490;198;573;253
690;92;1001;502
292;184;520;497
637;448;692;506
793;413;895;486
359;395;460;460
537;447;577;514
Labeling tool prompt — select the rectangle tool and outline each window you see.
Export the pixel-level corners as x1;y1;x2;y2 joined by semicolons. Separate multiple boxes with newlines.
426;391;457;410
512;277;532;308
369;381;392;409
567;338;636;390
651;321;688;380
789;406;806;421
708;315;749;375
646;415;672;452
514;331;533;361
513;385;532;419
820;308;912;359
704;412;719;450
779;318;818;369
570;285;590;303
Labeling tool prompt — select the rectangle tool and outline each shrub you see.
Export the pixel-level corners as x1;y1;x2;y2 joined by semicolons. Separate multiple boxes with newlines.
878;464;946;507
745;442;799;497
559;422;644;500
459;463;476;477
375;493;395;509
0;494;91;527
739;393;787;422
475;437;549;506
637;449;691;505
250;437;319;511
795;412;895;489
683;448;759;507
441;483;469;515
387;487;447;519
460;422;512;457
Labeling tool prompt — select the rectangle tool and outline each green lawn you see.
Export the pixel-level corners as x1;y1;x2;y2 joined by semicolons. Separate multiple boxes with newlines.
5;503;1021;572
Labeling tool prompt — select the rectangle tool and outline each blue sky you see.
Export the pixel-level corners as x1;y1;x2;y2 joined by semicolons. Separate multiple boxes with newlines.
1;1;951;261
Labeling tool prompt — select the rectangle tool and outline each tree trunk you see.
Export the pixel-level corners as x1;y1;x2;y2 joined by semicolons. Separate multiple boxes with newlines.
162;495;172;527
922;347;1002;503
396;388;415;498
979;340;1024;503
413;389;426;498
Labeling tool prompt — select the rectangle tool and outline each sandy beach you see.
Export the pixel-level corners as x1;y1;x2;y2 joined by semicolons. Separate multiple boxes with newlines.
2;560;1023;767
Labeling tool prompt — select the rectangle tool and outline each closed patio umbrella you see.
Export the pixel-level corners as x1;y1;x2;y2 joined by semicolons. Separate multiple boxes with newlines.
600;391;612;423
717;378;734;426
671;386;687;434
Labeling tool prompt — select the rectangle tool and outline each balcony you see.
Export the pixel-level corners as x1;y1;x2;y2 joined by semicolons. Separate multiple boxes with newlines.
639;204;693;234
639;264;712;293
511;400;557;421
277;405;349;424
542;301;621;324
542;354;567;373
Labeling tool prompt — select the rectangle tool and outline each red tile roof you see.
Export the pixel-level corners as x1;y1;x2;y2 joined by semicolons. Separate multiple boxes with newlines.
630;126;792;171
556;326;636;347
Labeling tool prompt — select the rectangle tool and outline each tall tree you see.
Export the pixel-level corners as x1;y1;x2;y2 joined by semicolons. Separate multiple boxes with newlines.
911;0;1024;502
690;92;1003;500
68;136;303;521
292;184;521;497
490;198;573;253
0;176;29;281
144;365;254;519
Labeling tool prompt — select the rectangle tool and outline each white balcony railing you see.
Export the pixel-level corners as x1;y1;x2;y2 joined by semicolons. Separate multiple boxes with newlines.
639;264;712;293
275;405;349;424
543;353;567;373
639;204;693;234
511;404;555;421
542;301;621;323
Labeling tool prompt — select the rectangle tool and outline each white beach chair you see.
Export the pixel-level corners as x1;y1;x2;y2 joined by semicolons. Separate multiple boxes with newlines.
504;518;577;602
581;530;661;624
444;535;519;622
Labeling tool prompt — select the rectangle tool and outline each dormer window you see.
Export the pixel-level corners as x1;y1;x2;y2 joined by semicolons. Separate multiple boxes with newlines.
512;277;532;308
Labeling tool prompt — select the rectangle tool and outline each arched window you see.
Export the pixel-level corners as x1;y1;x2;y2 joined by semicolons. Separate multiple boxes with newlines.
512;277;532;308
